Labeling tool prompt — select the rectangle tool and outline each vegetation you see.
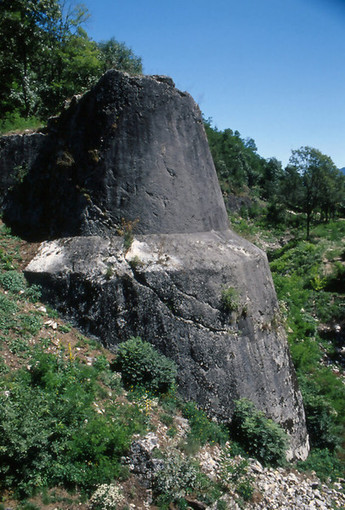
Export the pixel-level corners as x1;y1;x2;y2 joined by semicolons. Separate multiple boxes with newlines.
0;0;142;131
221;286;241;313
205;120;345;240
230;212;345;480
113;336;178;395
0;222;309;508
231;399;288;465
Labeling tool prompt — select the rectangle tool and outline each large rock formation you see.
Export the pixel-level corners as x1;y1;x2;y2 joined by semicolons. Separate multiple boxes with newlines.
1;70;309;460
2;72;228;239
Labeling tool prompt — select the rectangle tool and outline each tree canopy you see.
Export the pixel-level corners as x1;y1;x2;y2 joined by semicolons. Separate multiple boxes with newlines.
0;0;142;121
204;120;345;235
282;147;344;238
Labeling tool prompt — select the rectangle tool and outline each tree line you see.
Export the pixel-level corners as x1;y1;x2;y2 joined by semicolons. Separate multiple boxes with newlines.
0;0;142;123
204;119;345;238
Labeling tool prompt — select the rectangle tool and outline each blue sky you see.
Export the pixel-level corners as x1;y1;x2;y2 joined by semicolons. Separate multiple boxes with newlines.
82;0;345;168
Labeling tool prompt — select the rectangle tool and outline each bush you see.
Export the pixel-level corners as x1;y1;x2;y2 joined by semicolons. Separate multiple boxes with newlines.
113;337;177;394
230;399;288;465
154;450;200;503
0;112;42;135
297;448;344;481
0;352;134;496
89;483;124;509
0;294;18;333
24;284;42;303
0;270;26;293
221;287;241;313
219;444;254;502
182;402;228;446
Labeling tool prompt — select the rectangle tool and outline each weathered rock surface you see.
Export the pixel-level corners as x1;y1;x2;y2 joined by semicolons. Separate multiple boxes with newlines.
2;70;309;460
0;133;45;208
2;71;228;240
26;230;309;460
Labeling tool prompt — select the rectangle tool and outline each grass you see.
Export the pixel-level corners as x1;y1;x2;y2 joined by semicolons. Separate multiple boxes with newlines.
0;113;44;135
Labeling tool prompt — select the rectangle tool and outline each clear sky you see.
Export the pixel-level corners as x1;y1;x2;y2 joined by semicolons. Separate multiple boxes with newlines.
81;0;345;168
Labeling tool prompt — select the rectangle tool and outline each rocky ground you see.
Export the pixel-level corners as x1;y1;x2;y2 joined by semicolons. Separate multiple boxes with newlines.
122;429;345;510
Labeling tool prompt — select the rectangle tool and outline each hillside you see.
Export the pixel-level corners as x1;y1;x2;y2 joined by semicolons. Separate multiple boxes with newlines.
0;218;344;509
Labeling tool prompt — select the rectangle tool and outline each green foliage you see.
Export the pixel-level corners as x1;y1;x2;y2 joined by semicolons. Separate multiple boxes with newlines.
98;38;142;75
0;270;41;303
0;113;42;134
0;0;143;121
24;284;41;303
0;351;141;497
0;270;26;293
114;337;177;395
93;354;109;372
297;448;344;481
0;293;19;333
219;444;254;502
300;387;339;451
182;402;228;446
221;287;241;313
204;118;269;194
281;147;344;238
154;450;201;504
231;399;288;465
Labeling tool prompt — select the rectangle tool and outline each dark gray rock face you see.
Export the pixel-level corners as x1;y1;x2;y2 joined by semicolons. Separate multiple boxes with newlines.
2;70;309;460
0;133;45;208
2;71;228;239
26;231;309;460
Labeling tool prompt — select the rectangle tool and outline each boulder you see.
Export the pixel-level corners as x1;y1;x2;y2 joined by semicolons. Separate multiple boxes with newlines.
26;230;309;460
2;71;228;239
1;70;309;459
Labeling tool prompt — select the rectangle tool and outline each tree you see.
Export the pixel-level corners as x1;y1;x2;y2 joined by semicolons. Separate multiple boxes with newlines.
260;158;283;201
0;0;62;117
0;1;143;122
283;146;342;239
97;38;142;75
203;118;266;194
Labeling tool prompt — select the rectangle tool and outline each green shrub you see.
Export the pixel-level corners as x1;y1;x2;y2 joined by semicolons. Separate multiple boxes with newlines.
0;294;18;333
18;313;43;336
113;337;177;394
221;287;241;313
24;284;42;303
219;444;254;502
0;271;41;302
0;270;26;293
154;450;200;503
297;371;345;454
182;402;228;446
0;352;135;496
93;354;109;372
8;337;30;354
297;448;343;481
0;112;42;135
230;399;288;465
289;339;321;371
